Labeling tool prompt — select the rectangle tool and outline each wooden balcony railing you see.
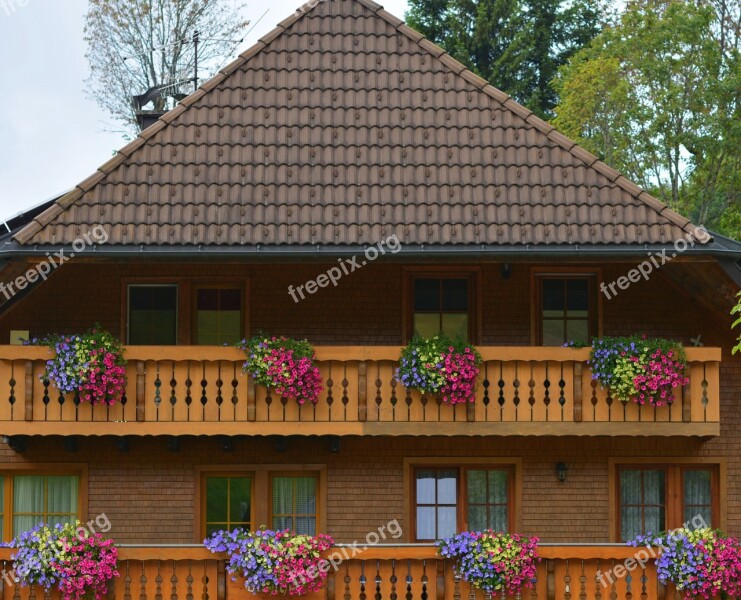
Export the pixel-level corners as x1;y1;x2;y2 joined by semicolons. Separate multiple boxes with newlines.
0;346;720;436
0;544;688;600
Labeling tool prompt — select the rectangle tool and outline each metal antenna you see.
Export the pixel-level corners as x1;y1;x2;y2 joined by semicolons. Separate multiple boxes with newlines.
193;30;200;89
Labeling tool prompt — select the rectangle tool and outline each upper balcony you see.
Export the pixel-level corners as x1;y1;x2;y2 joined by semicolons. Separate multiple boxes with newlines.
0;345;720;437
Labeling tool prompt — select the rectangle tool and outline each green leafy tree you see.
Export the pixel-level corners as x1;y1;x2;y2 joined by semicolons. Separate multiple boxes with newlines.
405;0;603;118
733;292;741;355
553;0;740;239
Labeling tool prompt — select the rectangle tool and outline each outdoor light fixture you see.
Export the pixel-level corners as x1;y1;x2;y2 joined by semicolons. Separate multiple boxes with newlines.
556;462;568;483
501;263;511;279
329;435;341;453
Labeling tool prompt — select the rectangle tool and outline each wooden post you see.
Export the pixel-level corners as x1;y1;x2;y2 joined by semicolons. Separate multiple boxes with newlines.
136;361;146;422
682;375;692;423
466;398;476;422
573;363;583;423
546;559;555;600
24;360;34;421
247;375;256;421
358;362;367;422
217;559;226;600
326;566;335;600
436;560;446;600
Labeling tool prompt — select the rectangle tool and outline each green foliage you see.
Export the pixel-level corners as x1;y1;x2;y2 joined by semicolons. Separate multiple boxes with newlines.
553;0;740;240
405;0;603;118
732;292;741;355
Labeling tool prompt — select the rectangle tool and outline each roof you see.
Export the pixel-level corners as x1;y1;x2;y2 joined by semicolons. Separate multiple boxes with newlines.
14;0;704;248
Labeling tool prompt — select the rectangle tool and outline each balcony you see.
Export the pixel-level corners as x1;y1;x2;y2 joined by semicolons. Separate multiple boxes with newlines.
0;543;679;600
0;346;720;437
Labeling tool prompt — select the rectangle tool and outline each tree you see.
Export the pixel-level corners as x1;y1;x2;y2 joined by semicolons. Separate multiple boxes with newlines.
84;0;249;134
553;0;740;239
405;0;603;118
733;292;741;355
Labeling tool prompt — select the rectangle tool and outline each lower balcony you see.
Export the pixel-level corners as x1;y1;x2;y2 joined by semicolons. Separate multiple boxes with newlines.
0;345;720;437
0;544;681;600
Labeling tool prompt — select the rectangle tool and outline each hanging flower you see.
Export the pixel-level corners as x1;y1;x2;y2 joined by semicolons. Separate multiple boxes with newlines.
237;336;323;405
395;335;482;404
629;528;741;598
25;326;127;405
437;530;539;594
588;335;689;406
205;528;334;596
8;522;118;600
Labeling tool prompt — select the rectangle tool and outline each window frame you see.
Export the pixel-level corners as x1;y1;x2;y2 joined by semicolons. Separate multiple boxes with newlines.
191;284;246;345
200;472;256;539
126;283;180;345
0;465;87;543
403;267;480;343
194;465;326;542
268;471;321;535
609;458;724;542
404;458;521;542
530;268;601;346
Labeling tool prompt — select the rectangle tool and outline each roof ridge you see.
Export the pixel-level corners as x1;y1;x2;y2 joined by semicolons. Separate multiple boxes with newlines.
14;0;705;246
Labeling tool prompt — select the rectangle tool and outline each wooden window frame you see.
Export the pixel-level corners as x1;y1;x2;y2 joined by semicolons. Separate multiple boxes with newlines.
200;472;256;539
268;471;322;534
124;282;179;345
403;458;521;542
122;277;250;345
402;267;481;344
194;465;326;542
0;464;88;542
530;267;602;346
609;458;725;542
191;284;246;346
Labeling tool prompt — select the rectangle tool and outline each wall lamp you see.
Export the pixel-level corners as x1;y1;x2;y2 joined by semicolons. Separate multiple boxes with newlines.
501;263;511;280
556;462;568;483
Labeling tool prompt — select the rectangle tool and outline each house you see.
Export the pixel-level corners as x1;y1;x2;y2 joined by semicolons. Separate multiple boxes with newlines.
0;0;739;598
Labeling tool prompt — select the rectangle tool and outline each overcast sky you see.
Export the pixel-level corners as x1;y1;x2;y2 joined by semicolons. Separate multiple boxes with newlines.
0;0;409;224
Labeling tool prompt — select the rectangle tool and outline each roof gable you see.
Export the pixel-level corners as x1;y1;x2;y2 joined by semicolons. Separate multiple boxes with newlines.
15;0;699;247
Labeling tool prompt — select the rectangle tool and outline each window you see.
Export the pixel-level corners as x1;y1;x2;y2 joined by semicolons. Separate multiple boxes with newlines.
10;474;79;536
195;288;242;345
412;277;471;340
128;285;178;345
616;465;719;542
535;274;597;346
413;466;513;541
270;474;318;535
203;475;252;536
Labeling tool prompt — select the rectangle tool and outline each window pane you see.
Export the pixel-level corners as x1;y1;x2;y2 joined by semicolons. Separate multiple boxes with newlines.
438;507;457;538
413;279;440;311
295;517;316;535
272;477;293;516
441;314;468;340
196;288;242;345
442;279;468;311
416;471;437;504
644;507;665;535
14;476;44;514
197;289;219;311
566;320;589;344
542;279;564;312
621;507;642;541
206;478;228;523
487;471;508;504
684;470;712;527
220;289;242;311
566;279;589;312
416;507;436;540
468;505;486;531
229;478;251;524
643;471;665;505
47;477;77;514
467;471;486;504
295;477;317;514
273;516;292;531
271;475;317;535
437;471;457;504
620;470;641;504
542;320;565;346
413;313;440;338
129;285;177;345
489;505;508;532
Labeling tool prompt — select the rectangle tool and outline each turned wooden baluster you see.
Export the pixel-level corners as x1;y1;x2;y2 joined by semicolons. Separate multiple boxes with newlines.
374;560;382;600
389;559;397;600
343;562;352;600
155;561;163;600
357;361;368;422
140;561;148;600
420;560;429;600
405;560;413;600
170;561;179;600
359;561;367;600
